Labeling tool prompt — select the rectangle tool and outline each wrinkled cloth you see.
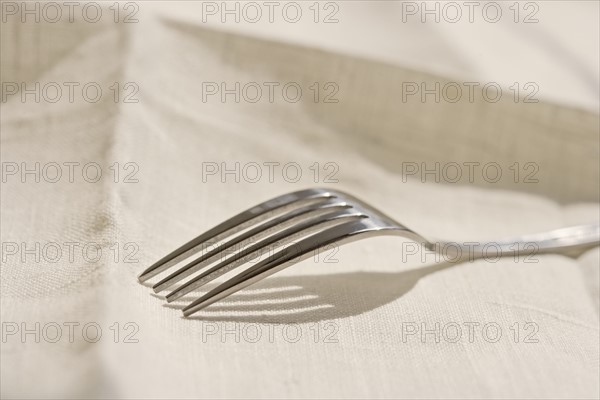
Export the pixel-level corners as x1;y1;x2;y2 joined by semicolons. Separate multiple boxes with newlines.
1;2;599;399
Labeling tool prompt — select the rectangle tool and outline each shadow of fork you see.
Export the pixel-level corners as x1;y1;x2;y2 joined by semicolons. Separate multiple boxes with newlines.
161;261;457;324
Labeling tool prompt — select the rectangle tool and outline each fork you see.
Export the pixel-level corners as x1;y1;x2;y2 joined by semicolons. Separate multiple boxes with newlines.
138;188;600;317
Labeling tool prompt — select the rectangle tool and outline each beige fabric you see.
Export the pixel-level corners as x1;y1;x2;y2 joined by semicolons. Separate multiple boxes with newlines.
1;2;599;399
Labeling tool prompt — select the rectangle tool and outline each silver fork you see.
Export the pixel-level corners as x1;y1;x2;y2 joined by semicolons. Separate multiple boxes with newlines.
138;188;600;317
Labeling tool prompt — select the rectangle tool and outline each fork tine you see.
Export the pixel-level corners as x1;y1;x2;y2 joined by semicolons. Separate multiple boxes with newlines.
153;197;350;293
182;218;372;317
165;207;364;302
138;189;334;282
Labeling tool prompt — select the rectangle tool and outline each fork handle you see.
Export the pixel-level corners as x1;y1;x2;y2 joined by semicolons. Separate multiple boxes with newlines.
430;224;600;261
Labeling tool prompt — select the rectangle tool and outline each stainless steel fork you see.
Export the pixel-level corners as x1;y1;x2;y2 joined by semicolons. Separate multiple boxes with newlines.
138;188;600;317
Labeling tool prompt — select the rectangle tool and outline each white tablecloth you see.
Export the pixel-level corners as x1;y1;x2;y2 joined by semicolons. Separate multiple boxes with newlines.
1;2;599;398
